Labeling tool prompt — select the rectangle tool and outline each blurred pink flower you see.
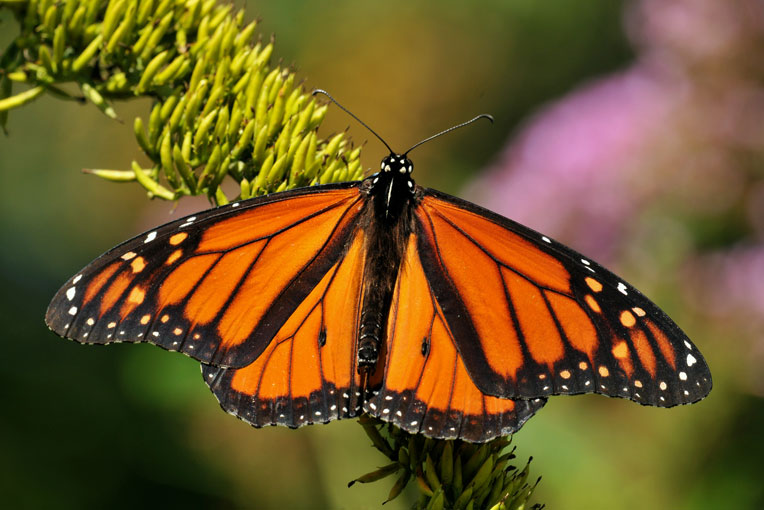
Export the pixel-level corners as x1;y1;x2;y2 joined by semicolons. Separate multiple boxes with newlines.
467;65;682;262
686;244;764;320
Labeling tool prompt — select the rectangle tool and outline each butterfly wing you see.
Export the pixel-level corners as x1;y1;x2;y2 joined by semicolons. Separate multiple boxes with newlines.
46;183;366;369
364;233;546;442
411;189;712;407
202;228;368;428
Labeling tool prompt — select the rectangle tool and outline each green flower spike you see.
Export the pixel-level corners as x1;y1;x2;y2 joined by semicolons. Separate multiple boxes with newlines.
353;416;542;510
0;0;363;203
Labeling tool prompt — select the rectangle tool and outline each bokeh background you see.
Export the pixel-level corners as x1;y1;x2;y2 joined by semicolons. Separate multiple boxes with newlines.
2;0;763;508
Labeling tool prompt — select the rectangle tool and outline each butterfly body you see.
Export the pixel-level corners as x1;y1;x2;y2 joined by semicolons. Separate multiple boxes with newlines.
47;142;711;443
357;154;417;372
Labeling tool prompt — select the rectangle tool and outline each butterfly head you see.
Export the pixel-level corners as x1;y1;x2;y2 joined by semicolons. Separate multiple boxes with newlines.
381;154;413;175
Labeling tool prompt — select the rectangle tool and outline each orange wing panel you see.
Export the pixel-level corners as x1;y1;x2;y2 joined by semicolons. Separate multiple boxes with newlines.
99;270;132;316
423;210;524;380
501;267;564;367
216;202;361;349
367;234;545;442
205;230;366;429
546;292;598;359
630;328;657;377
319;232;366;389
83;261;121;305
158;254;221;307
184;241;266;326
645;319;676;370
198;190;356;252
422;197;570;294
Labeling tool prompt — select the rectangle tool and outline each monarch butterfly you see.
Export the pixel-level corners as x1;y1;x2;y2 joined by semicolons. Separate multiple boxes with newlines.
46;91;712;442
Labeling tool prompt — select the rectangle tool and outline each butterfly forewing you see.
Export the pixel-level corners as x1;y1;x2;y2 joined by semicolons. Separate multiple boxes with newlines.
46;183;365;369
413;189;712;407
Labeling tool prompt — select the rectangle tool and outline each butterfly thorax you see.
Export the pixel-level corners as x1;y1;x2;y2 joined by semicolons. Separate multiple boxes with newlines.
356;154;418;377
366;154;416;222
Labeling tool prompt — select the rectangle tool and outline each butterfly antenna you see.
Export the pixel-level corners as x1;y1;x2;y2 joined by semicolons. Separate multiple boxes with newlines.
404;114;494;156
312;89;394;154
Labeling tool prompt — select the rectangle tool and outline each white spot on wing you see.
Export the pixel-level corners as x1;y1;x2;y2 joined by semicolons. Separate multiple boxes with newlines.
686;354;697;366
617;282;628;295
179;216;197;229
542;236;551;243
684;340;692;350
68;306;77;316
679;371;687;381
144;231;157;243
66;287;76;301
72;275;82;284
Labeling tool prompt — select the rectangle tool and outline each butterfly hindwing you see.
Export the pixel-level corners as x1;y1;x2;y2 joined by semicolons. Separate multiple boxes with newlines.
413;189;712;407
46;183;366;369
364;233;546;442
203;228;368;428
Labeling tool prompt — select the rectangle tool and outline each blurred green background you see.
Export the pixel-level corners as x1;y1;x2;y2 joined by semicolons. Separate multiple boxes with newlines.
2;0;763;508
